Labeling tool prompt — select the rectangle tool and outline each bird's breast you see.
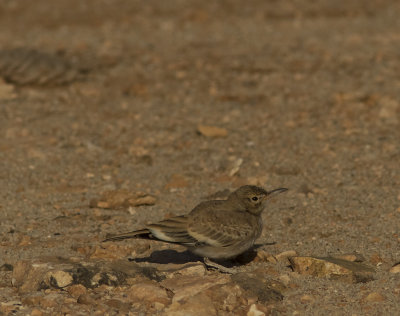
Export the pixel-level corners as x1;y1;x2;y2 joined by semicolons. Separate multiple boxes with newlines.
255;215;263;238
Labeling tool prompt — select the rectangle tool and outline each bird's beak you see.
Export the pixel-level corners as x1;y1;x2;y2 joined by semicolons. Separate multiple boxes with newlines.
266;188;288;199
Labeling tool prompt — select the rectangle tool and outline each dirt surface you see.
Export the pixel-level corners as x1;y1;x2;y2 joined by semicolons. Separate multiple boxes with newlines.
1;0;400;315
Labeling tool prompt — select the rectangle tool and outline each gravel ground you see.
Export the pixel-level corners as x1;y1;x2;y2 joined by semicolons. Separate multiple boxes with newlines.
1;0;400;315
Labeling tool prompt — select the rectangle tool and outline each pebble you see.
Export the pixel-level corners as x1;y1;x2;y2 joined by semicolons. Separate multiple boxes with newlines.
247;303;265;316
45;270;73;288
389;263;400;274
197;124;228;137
0;78;16;100
300;294;315;304
66;284;87;299
30;308;43;316
89;190;156;209
363;292;386;303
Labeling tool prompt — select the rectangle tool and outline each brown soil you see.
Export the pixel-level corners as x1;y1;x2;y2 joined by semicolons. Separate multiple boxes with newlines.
1;0;400;315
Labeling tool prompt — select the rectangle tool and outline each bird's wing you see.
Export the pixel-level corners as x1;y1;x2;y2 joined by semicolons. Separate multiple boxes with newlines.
187;202;255;248
146;215;198;245
104;215;197;244
104;202;257;248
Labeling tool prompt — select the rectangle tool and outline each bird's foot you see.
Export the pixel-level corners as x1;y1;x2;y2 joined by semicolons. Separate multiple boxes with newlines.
203;257;236;274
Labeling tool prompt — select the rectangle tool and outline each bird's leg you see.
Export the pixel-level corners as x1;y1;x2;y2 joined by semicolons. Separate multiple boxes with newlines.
203;257;235;274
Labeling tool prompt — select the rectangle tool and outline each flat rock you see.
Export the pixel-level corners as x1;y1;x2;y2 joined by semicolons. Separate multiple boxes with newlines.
161;274;230;302
289;256;375;283
164;292;218;316
127;281;171;305
231;273;284;304
12;258;163;293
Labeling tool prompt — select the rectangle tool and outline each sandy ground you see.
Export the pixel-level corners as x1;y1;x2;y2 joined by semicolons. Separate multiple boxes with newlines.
1;0;400;315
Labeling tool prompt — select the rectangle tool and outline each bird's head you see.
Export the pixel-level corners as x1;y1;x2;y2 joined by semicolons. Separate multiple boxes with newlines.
229;185;288;215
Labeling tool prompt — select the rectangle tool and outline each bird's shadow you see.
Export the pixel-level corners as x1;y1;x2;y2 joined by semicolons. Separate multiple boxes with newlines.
128;242;274;267
130;249;202;265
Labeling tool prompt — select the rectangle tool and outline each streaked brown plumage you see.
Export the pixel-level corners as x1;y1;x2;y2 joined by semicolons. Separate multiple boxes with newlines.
104;185;287;260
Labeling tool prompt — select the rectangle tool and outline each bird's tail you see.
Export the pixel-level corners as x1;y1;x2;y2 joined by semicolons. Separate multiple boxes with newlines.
103;215;196;245
103;228;151;242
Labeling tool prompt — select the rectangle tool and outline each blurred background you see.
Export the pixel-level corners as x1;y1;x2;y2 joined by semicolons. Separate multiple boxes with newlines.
1;0;400;313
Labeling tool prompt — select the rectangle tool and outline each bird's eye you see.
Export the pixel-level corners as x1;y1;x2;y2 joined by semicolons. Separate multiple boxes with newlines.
251;196;258;201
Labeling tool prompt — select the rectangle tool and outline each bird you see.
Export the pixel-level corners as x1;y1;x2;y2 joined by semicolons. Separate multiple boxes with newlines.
103;185;288;270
